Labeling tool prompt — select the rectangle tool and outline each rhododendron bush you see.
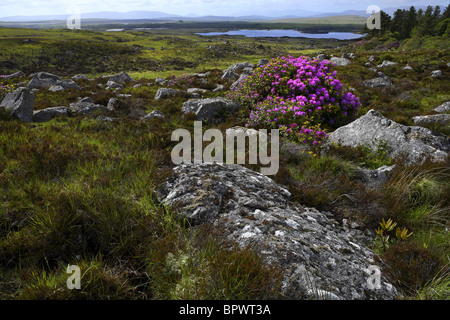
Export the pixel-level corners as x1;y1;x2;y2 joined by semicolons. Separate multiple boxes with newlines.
228;55;360;148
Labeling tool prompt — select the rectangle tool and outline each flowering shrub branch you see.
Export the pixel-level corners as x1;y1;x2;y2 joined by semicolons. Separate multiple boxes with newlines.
227;55;360;150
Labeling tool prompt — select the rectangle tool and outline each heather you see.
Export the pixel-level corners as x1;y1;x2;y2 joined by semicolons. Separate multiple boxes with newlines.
228;55;360;148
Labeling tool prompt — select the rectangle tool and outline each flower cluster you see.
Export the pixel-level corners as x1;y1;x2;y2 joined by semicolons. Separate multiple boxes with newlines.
228;55;360;148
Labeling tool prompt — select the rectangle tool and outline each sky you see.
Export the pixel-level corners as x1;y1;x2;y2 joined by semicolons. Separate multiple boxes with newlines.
0;0;449;18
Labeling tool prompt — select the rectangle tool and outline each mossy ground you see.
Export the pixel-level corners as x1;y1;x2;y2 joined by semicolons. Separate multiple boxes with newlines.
0;27;449;300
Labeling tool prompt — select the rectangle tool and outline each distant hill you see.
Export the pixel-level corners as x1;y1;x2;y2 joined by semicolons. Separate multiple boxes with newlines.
0;5;431;23
268;15;367;25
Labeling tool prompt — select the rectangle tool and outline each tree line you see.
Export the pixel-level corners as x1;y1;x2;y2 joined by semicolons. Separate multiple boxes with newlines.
362;5;450;40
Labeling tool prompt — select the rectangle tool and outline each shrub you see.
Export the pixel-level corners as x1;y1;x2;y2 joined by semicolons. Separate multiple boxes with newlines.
228;55;360;149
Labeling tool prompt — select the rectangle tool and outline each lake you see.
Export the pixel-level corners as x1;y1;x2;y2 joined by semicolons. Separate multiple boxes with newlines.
196;29;363;40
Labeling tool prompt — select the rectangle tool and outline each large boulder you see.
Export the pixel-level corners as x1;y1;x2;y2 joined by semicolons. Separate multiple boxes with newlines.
181;97;240;122
328;109;450;164
0;87;34;122
27;72;61;89
157;163;399;300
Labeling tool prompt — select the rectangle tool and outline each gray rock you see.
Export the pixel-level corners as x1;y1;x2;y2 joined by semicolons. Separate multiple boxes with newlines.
330;57;351;66
363;73;392;88
212;84;224;92
4;71;25;80
71;74;89;81
257;59;270;66
181;97;240;122
377;60;397;68
32;106;68;122
402;64;413;71
27;72;61;89
157;163;399;300
413;114;450;126
328;109;450;165
106;80;123;90
0;87;34;122
142;110;165;120
117;94;132;99
69;101;104;115
79;97;94;103
230;73;249;89
342;53;354;59
434;101;450;113
48;85;65;92
221;69;239;80
95;115;116;122
355;165;396;189
368;55;375;62
155;88;182;100
431;70;443;78
316;54;327;61
109;71;135;84
56;79;81;90
106;97;129;112
155;77;166;84
225;61;255;73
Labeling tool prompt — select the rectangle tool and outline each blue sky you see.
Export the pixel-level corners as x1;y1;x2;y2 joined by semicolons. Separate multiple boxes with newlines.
0;0;448;17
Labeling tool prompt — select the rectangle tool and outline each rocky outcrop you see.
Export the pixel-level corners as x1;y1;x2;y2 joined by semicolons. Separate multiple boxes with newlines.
157;163;399;300
181;97;240;122
0;87;35;122
328;109;450;164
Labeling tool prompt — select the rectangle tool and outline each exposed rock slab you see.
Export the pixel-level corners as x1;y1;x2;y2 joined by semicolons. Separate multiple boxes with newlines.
328;109;449;164
157;163;398;300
